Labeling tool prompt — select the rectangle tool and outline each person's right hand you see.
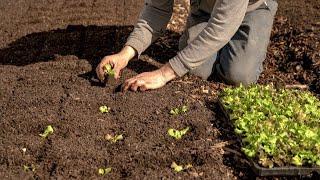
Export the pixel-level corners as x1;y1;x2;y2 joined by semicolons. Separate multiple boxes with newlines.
96;46;136;81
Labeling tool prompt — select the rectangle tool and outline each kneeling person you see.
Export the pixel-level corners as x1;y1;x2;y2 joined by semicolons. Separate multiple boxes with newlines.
96;0;278;91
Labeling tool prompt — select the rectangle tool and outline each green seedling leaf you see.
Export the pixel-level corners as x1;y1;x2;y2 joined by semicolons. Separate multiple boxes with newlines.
259;157;274;168
170;108;180;115
98;168;104;175
171;162;183;172
39;125;54;138
105;134;124;143
103;64;115;77
184;163;193;169
171;162;193;173
23;165;29;172
169;105;188;115
98;167;112;176
181;105;188;113
292;155;303;166
23;164;35;172
219;84;320;168
113;134;123;142
99;106;111;113
168;127;190;140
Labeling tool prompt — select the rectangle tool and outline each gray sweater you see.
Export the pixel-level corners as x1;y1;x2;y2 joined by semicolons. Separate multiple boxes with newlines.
125;0;265;76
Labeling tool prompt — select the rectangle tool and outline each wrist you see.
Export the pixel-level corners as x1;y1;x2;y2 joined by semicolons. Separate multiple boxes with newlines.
119;46;136;62
160;63;177;82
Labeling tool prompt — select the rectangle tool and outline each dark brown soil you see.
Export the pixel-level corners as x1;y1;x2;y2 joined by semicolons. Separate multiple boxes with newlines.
0;0;319;179
260;0;320;95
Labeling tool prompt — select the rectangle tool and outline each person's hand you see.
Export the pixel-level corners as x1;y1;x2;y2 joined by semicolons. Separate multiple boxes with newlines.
123;63;177;91
96;46;136;81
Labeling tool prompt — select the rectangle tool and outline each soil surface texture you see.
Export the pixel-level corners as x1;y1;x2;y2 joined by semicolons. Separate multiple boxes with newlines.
0;0;319;179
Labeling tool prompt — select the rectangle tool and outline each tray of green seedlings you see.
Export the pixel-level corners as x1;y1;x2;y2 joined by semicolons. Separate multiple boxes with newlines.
218;84;320;176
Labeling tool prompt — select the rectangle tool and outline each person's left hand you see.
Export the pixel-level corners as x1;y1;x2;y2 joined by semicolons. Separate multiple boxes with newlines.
122;63;177;92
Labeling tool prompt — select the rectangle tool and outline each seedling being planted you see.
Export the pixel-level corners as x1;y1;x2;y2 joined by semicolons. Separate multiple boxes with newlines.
23;164;35;172
98;167;112;176
171;162;193;173
99;105;111;113
103;64;115;78
103;64;119;89
105;134;124;143
170;105;188;115
168;127;190;140
39;125;54;138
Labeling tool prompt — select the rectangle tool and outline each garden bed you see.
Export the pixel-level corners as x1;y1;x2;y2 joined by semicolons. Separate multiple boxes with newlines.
0;0;319;179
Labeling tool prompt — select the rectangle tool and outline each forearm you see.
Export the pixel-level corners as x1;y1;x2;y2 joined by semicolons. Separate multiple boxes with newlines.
118;46;137;62
160;63;177;82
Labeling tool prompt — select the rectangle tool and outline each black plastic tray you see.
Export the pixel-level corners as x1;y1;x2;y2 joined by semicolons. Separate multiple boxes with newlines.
217;99;320;177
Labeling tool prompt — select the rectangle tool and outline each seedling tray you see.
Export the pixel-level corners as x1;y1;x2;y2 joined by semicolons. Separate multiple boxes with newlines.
217;99;320;177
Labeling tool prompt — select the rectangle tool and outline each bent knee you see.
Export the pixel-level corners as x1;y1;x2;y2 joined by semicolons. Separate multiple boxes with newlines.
228;70;259;86
217;63;261;86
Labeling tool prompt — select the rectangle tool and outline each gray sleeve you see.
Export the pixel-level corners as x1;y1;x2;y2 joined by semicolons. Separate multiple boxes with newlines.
125;0;174;56
169;0;249;77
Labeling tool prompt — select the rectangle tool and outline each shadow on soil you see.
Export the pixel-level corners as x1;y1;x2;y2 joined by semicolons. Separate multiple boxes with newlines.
0;25;180;79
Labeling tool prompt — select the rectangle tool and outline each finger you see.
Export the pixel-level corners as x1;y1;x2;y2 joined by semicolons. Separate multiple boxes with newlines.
113;64;121;79
122;78;137;91
96;63;105;82
131;79;146;92
130;82;139;92
127;81;137;91
139;84;148;92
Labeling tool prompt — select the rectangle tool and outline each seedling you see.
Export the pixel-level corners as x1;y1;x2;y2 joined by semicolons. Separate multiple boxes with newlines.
98;167;112;176
103;64;119;88
39;125;54;138
181;105;188;113
171;162;183;172
170;105;188;115
170;108;179;115
103;64;115;78
99;106;111;113
171;162;193;173
105;134;124;143
220;84;320;168
23;164;35;172
168;127;190;140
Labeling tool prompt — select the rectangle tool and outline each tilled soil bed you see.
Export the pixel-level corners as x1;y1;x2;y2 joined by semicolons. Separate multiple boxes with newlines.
0;0;319;179
0;57;230;179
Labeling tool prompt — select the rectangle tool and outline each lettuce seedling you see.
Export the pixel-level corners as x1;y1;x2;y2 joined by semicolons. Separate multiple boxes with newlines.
170;105;188;115
220;84;320;168
171;162;193;173
292;155;303;166
103;64;115;77
39;125;54;138
168;127;189;140
181;105;188;113
170;108;180;115
99;106;111;113
171;162;183;172
105;134;123;143
98;167;112;176
23;164;35;172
